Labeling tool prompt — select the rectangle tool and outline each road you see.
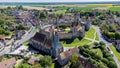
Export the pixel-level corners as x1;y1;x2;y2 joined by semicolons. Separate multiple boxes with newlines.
92;26;120;68
0;26;37;57
14;26;36;45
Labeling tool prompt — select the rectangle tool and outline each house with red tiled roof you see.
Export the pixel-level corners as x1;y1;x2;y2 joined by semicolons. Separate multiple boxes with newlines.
0;57;16;68
0;35;5;41
28;58;36;65
57;47;79;66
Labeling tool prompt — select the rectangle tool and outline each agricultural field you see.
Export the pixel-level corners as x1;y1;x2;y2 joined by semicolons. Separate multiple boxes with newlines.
88;4;113;7
109;6;120;11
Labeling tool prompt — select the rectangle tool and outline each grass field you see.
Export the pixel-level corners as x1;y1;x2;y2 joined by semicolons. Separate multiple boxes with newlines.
110;45;120;62
50;10;66;14
60;38;91;47
95;33;99;41
88;4;112;7
91;48;103;57
109;6;120;11
85;27;95;39
53;6;93;11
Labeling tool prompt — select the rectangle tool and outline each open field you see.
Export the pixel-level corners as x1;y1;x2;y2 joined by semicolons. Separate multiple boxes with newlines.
88;4;113;7
24;6;49;10
50;10;66;14
60;38;91;47
53;6;92;11
85;27;95;39
0;5;49;10
110;45;120;62
109;6;120;11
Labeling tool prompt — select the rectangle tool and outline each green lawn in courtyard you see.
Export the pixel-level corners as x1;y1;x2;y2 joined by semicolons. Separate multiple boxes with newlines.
110;45;120;62
85;27;95;39
91;48;103;57
51;63;55;68
95;33;99;41
60;38;91;47
53;6;93;11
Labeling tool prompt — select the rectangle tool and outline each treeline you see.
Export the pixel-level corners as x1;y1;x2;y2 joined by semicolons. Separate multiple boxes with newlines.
79;42;117;68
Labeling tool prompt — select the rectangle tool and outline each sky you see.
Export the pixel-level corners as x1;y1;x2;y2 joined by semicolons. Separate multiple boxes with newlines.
0;0;119;2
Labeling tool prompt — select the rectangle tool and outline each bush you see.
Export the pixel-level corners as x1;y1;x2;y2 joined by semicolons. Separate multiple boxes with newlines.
108;61;117;68
115;32;120;40
99;41;105;45
40;55;52;67
101;58;109;64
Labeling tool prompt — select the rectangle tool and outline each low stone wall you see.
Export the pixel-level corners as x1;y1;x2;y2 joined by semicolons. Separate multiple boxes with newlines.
59;32;81;39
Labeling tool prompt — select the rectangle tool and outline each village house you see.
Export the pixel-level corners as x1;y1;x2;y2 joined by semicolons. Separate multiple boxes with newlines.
57;47;79;66
0;35;5;45
15;30;26;40
0;57;16;68
115;40;120;51
0;35;5;41
28;56;39;65
28;58;36;65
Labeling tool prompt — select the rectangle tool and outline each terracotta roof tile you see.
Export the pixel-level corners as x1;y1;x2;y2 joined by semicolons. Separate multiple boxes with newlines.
0;58;16;68
28;58;35;65
60;47;79;60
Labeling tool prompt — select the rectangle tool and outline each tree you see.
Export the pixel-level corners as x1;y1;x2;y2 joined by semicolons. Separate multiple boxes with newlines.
70;60;83;68
70;53;79;63
70;53;83;68
40;55;52;68
115;32;120;40
18;5;23;10
101;58;109;64
31;63;43;68
94;42;99;47
108;61;117;68
39;12;46;19
16;24;26;30
99;41;105;46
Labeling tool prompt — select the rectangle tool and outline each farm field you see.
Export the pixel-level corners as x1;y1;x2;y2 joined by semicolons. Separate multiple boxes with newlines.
109;6;120;11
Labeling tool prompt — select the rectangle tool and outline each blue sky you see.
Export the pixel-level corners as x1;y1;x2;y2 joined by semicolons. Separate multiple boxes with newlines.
0;0;119;2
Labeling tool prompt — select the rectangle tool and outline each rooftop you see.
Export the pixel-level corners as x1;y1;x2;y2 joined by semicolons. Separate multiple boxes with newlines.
60;47;79;60
0;58;16;68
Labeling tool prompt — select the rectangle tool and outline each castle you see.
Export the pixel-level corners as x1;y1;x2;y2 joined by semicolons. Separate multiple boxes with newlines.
29;13;91;65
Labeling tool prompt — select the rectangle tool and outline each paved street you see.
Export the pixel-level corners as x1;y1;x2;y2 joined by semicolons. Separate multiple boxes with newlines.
0;26;37;57
0;46;11;57
14;26;36;46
